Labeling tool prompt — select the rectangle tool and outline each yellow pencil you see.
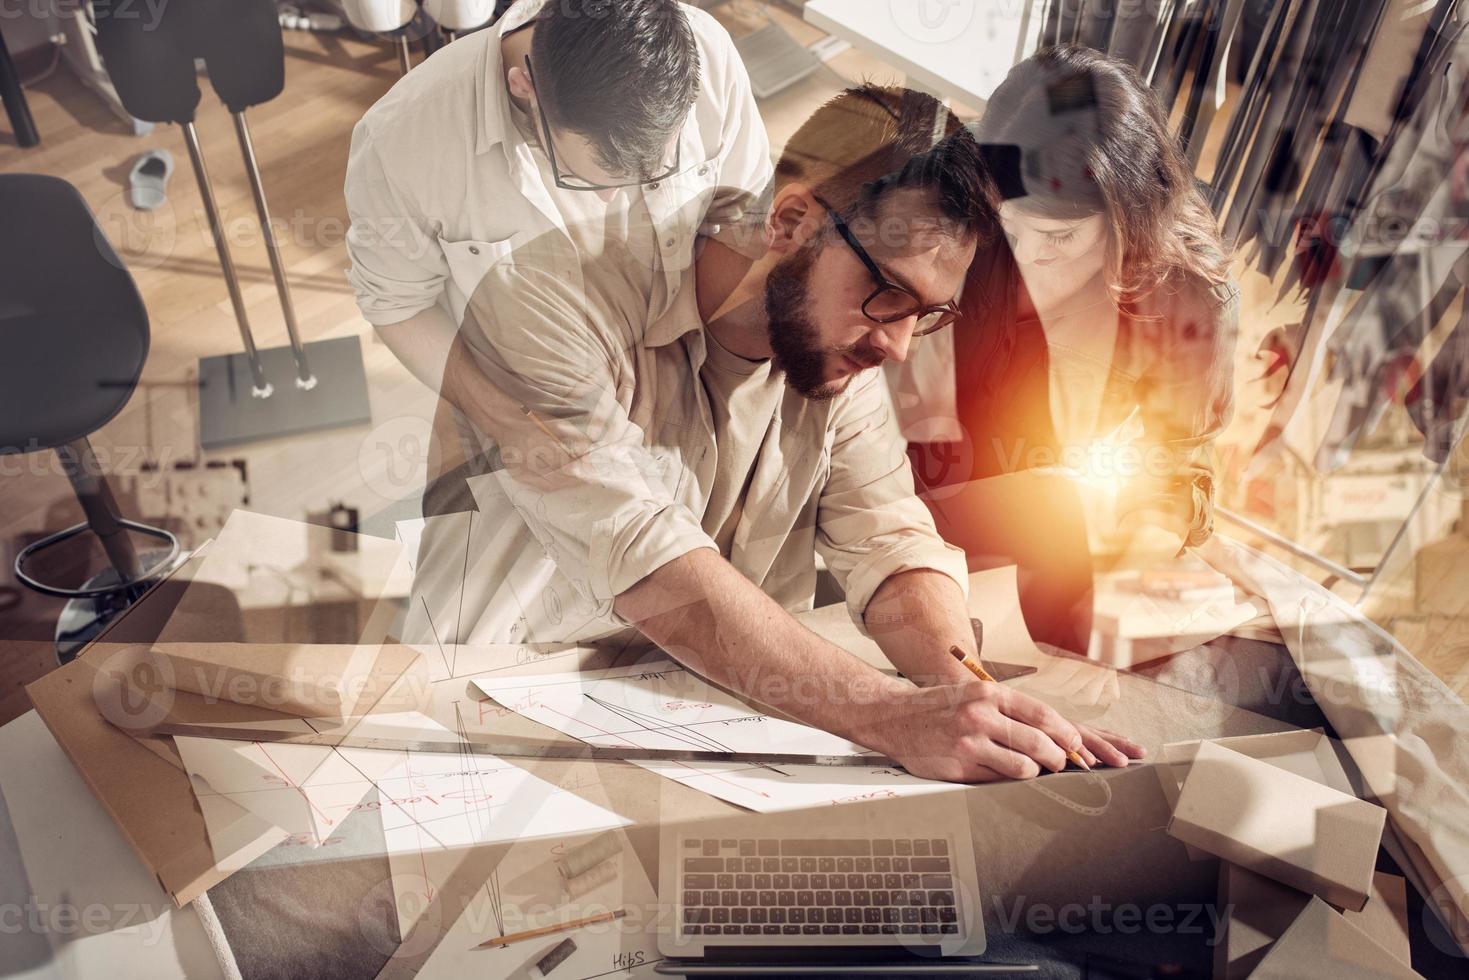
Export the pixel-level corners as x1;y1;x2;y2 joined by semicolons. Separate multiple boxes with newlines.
474;908;626;950
948;645;1091;772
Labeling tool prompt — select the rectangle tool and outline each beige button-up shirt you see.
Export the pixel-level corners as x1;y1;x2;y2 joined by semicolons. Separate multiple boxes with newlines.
343;0;771;329
404;232;970;647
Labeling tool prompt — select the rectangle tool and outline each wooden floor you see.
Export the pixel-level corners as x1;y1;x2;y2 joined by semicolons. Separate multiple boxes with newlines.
2;9;1466;722
0;12;916;723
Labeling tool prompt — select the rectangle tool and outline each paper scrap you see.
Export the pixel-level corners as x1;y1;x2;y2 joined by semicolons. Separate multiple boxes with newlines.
176;733;411;847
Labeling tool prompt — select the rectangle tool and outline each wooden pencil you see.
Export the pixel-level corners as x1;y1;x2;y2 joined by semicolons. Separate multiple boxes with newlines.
474;908;626;950
948;645;1092;772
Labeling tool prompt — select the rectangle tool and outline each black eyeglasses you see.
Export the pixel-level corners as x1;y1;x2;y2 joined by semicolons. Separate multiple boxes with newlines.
812;196;960;337
524;57;682;192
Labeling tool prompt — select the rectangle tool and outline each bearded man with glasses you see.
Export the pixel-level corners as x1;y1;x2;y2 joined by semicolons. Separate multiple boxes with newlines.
406;84;1146;783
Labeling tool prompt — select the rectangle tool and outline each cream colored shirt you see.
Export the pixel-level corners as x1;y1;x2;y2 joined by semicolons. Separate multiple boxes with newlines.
344;0;771;330
699;329;785;556
404;233;969;646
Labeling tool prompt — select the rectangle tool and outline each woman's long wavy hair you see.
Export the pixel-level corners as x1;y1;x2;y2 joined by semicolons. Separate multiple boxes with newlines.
972;43;1231;305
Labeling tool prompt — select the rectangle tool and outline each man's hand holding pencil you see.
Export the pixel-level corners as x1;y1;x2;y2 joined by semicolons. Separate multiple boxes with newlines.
847;642;1145;783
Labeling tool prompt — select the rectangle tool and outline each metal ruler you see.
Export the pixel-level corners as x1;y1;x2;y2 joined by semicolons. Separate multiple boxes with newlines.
148;722;900;769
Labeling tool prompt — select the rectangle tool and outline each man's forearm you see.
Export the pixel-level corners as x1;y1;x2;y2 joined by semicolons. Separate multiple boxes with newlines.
613;549;905;741
377;308;528;461
614;552;1138;780
863;568;976;687
375;304;458;392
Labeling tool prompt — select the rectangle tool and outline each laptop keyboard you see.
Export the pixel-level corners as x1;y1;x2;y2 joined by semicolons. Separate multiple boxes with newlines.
678;837;959;938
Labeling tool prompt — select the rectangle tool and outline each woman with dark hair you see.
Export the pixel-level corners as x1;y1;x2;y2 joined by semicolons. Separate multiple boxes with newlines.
902;44;1239;650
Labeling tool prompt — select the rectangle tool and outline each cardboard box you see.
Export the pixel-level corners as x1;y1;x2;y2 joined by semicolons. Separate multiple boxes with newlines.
1347;871;1412;966
1158;729;1356;806
1167;741;1386;911
146;642;426;719
1251;895;1420;979
1214;863;1412;980
1215;862;1312;980
1158;729;1358;862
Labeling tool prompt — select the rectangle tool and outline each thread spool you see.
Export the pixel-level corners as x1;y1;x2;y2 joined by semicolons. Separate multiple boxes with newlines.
562;857;618;899
558;831;622;880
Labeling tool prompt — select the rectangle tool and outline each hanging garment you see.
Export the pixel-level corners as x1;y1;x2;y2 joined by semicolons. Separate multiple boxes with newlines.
1257;8;1469;462
1312;36;1469;468
1407;297;1469;461
1316;268;1458;470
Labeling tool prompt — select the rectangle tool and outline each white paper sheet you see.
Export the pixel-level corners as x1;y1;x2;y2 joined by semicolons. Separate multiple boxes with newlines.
176;733;408;847
472;661;960;813
177;732;633;939
177;733;630;848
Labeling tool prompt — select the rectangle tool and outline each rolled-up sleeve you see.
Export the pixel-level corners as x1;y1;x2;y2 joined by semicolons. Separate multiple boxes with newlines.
815;371;970;633
452;243;717;607
343;121;448;327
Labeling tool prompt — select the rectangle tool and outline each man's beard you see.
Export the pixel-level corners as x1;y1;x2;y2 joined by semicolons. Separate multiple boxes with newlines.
764;245;855;401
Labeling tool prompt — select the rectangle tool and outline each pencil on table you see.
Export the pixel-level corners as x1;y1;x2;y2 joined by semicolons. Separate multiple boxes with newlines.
474;908;626;950
948;645;1091;772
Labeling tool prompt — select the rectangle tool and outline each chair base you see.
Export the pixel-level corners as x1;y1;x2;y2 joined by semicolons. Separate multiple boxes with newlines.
54;548;177;665
198;335;372;449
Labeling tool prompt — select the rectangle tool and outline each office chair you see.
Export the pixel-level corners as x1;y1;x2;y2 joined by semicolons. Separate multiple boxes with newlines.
0;174;181;663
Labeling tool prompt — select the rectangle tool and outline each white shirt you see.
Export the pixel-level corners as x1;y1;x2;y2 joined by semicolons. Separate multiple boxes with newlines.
343;0;772;330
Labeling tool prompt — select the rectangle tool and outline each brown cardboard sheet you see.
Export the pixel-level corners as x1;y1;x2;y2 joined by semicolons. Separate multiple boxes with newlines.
22;510;413;907
26;644;285;907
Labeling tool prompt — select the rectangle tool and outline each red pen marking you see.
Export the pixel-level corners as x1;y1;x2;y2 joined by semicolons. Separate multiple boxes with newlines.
255;742;335;828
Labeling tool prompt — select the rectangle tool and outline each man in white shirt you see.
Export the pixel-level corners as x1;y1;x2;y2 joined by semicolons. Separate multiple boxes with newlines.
410;85;1146;783
344;0;770;390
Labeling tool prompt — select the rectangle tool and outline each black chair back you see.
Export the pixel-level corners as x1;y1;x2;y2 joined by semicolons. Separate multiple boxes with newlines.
0;174;149;454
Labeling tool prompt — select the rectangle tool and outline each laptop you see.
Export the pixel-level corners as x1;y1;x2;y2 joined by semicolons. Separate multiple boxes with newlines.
655;792;1036;975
